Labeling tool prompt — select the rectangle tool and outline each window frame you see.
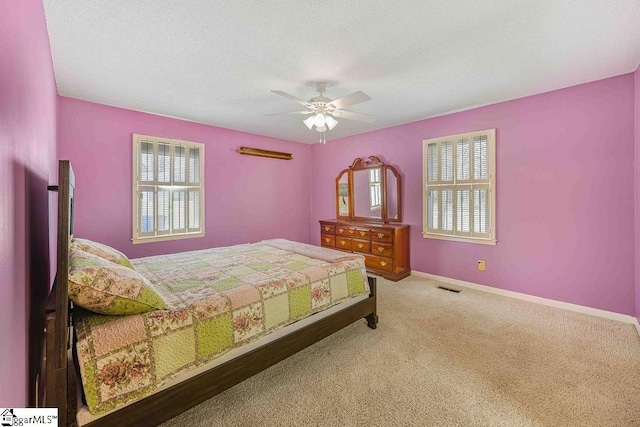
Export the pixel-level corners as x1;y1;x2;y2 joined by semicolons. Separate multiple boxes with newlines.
422;129;496;245
132;134;206;244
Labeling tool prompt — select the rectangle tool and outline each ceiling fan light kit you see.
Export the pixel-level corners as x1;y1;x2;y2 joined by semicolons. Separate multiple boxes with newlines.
303;115;315;130
325;115;338;130
313;113;326;128
268;82;376;144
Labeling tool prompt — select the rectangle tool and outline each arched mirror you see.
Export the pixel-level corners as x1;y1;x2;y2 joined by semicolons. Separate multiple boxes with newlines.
336;169;351;219
385;166;401;221
335;156;402;223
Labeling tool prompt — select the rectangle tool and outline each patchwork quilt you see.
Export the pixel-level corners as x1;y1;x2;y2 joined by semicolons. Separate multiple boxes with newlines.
74;241;369;414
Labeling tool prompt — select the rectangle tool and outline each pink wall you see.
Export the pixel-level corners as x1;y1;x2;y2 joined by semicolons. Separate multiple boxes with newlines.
57;98;312;259
635;64;640;322
0;0;58;406
311;74;636;316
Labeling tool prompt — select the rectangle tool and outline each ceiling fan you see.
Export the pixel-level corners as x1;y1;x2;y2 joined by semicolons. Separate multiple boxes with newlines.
267;82;376;143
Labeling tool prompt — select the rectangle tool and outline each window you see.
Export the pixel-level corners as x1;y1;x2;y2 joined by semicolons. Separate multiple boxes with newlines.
369;168;382;210
132;134;205;244
423;129;496;245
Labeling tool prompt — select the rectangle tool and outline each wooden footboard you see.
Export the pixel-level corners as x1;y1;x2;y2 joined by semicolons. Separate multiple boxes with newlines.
42;160;379;427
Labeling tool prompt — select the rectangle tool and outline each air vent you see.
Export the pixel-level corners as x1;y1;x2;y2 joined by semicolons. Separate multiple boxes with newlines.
437;285;461;293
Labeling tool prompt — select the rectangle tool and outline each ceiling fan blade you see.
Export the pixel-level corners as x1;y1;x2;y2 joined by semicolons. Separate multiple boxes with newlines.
328;109;376;124
265;110;314;116
271;90;312;107
326;91;371;110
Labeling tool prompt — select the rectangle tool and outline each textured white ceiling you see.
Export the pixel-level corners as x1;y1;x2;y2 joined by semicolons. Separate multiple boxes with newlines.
43;0;640;144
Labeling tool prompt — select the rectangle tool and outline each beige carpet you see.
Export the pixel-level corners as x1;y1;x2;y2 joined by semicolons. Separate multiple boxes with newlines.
161;275;640;426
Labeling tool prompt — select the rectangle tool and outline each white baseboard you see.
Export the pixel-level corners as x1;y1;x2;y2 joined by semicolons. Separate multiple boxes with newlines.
411;270;640;337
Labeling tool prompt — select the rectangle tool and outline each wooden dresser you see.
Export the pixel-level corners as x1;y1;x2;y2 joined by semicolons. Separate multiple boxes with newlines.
320;220;410;281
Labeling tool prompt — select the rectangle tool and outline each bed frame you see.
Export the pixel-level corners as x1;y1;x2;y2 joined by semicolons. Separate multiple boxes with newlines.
42;160;379;427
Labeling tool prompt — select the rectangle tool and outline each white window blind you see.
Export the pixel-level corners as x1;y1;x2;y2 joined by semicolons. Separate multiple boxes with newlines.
158;143;171;184
188;190;200;230
441;141;453;181
189;147;200;184
422;129;496;244
132;134;205;244
140;142;154;183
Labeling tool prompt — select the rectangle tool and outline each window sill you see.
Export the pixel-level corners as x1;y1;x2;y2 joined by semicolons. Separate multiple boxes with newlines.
132;231;206;244
422;232;496;246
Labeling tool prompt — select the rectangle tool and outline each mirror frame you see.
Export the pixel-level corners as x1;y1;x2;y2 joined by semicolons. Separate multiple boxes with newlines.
335;156;402;223
335;168;353;219
384;165;402;222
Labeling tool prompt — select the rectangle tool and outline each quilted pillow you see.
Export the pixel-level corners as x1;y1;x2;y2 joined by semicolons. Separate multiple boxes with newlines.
71;238;134;269
68;248;166;315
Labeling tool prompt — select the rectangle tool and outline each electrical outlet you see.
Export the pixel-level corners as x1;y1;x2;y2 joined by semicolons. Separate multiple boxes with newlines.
477;260;486;271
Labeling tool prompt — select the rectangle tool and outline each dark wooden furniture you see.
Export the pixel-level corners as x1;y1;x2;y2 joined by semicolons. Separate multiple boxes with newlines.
320;220;410;281
336;156;403;223
326;156;410;281
41;160;378;427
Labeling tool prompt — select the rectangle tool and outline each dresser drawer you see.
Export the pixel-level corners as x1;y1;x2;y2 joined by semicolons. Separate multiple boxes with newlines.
320;234;335;247
365;254;393;272
352;239;371;254
319;219;410;281
320;223;335;235
335;237;352;250
370;228;393;243
371;242;393;257
335;226;353;236
354;228;370;239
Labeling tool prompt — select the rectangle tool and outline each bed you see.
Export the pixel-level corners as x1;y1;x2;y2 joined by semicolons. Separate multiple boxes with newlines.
41;160;378;426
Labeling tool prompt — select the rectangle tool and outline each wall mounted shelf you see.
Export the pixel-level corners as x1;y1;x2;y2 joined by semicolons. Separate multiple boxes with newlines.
236;147;292;160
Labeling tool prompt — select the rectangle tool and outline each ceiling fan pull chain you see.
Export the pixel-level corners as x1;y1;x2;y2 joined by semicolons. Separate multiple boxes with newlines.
320;131;326;144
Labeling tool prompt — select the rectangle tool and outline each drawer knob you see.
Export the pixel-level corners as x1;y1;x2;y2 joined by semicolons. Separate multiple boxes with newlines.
325;238;330;243
340;241;346;245
378;247;384;252
357;243;364;249
377;233;384;238
338;228;344;233
324;226;330;231
380;261;387;267
349;229;354;234
359;231;366;236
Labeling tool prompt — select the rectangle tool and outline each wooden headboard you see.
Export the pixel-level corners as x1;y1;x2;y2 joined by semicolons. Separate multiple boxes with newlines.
43;160;74;425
